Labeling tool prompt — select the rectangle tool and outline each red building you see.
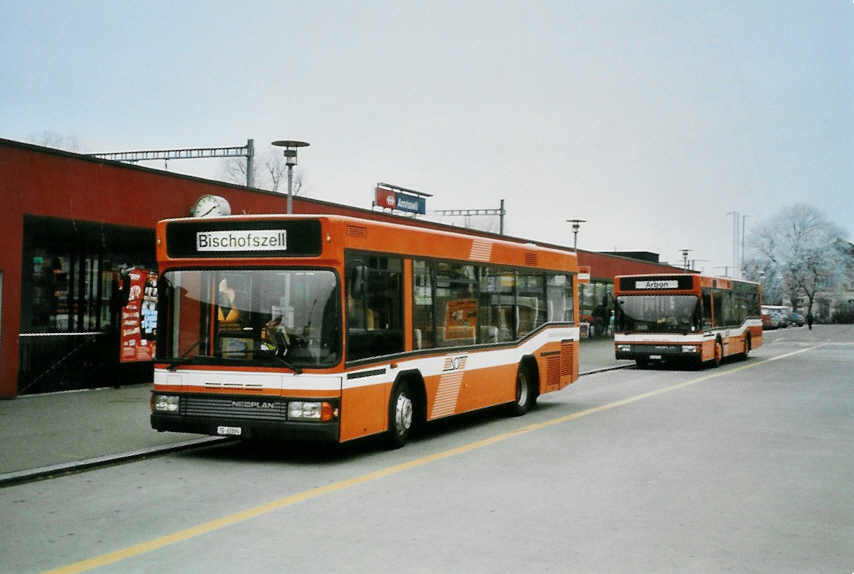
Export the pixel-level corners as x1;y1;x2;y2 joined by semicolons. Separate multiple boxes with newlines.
0;138;684;397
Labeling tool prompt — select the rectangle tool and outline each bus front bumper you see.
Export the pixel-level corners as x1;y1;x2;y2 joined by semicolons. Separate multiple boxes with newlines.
150;392;341;442
615;343;700;361
151;413;340;442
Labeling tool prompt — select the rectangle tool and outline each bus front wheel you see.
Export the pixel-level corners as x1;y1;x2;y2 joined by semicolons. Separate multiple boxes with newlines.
385;381;415;449
712;340;723;368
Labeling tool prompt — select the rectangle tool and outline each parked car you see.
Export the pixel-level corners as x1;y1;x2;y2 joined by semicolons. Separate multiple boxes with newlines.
762;306;789;329
789;312;805;327
761;308;773;329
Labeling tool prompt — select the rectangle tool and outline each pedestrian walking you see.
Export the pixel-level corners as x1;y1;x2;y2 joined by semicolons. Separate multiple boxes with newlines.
807;312;814;330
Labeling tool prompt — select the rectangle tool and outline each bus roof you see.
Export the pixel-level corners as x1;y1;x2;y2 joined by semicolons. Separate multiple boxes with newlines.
156;214;578;272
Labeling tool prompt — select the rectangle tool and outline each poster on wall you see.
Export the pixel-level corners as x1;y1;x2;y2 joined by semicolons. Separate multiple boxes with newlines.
444;298;478;340
120;269;158;362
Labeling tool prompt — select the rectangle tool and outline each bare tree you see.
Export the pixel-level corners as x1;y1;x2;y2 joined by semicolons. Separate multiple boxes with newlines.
28;130;81;152
221;155;257;187
221;145;304;195
746;204;850;315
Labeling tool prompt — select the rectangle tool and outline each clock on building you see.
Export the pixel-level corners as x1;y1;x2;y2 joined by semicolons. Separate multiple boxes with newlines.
189;194;231;218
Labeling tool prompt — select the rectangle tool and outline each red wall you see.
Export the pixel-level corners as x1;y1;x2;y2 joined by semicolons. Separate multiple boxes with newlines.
0;142;293;397
576;251;685;280
0;139;685;397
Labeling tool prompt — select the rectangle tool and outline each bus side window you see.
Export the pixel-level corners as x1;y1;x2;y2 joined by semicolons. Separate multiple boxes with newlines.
413;260;435;349
345;254;403;361
702;288;713;328
713;290;724;327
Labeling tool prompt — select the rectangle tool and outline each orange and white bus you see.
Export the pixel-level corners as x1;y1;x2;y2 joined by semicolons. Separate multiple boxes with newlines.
151;215;580;447
613;274;762;368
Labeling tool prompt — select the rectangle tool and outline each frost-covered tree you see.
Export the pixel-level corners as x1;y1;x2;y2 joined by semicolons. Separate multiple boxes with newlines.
746;204;850;315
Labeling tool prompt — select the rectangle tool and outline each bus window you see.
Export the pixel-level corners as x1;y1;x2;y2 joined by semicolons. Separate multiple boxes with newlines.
435;262;477;346
547;274;574;323
478;268;514;343
346;254;403;361
413;259;435;350
517;272;546;337
702;287;713;328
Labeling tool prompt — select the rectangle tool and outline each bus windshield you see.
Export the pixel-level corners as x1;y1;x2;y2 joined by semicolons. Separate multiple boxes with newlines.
158;269;340;368
615;294;700;333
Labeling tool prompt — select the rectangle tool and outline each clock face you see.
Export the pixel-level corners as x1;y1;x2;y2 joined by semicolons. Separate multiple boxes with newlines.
190;195;231;217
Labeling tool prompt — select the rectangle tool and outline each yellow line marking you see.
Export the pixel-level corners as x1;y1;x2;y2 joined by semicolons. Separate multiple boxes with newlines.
44;344;824;574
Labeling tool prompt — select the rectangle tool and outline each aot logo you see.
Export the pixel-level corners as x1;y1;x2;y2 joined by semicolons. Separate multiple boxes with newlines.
443;356;468;372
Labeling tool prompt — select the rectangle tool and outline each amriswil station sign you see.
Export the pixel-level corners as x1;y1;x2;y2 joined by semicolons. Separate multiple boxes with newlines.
374;183;428;215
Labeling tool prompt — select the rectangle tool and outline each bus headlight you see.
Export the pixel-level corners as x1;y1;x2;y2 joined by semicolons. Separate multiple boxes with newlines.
288;401;337;422
617;344;631;353
152;394;180;413
681;345;698;353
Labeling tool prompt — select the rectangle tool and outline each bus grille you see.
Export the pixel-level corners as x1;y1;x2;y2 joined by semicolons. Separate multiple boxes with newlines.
182;396;287;422
560;340;574;377
546;355;561;387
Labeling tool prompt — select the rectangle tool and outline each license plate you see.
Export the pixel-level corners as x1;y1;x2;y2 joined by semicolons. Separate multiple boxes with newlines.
217;426;242;436
649;355;662;360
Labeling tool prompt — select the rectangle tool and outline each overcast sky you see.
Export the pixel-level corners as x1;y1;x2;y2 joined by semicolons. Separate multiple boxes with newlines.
2;1;851;274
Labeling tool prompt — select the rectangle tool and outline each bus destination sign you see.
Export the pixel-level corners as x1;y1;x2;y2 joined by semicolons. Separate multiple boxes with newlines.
619;275;695;291
635;280;678;290
196;229;287;252
166;219;322;258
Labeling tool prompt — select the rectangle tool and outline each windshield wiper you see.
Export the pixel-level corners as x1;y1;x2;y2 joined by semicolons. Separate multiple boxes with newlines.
165;339;202;371
269;353;303;375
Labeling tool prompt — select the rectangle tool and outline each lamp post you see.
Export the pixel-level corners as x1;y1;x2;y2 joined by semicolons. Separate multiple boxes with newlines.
271;140;310;214
566;219;586;251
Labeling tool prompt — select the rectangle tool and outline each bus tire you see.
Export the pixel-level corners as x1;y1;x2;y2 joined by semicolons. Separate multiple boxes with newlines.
713;339;723;368
742;334;751;360
385;380;415;449
509;362;535;416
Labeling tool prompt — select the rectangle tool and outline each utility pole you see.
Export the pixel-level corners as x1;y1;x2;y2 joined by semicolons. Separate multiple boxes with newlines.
741;213;749;279
727;211;740;278
680;249;692;270
91;139;256;188
431;199;506;235
690;259;709;273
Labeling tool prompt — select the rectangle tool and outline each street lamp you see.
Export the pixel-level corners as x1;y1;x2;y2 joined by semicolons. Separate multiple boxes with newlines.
271;140;310;214
566;219;586;251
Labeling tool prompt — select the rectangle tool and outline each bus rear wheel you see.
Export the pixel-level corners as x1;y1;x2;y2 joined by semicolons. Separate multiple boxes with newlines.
509;363;535;416
385;381;415;449
712;340;723;368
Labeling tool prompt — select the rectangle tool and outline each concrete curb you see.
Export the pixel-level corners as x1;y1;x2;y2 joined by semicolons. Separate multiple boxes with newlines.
0;436;230;488
579;362;635;376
